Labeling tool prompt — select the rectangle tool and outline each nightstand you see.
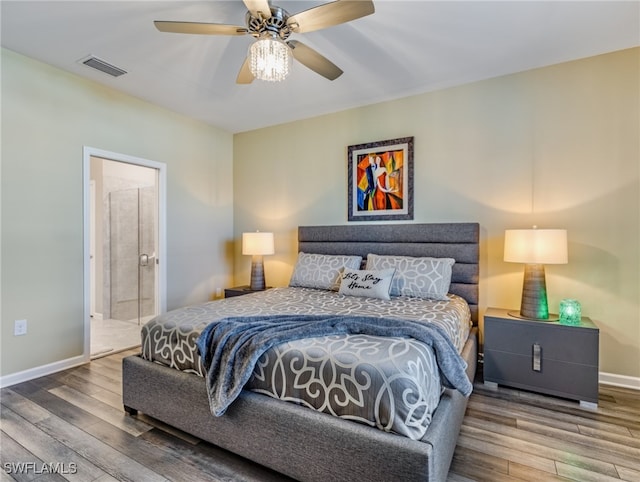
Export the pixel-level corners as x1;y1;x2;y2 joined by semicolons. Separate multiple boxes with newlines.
224;285;271;298
483;307;599;407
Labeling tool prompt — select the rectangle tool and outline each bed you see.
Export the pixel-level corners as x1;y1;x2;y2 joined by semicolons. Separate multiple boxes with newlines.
122;222;479;482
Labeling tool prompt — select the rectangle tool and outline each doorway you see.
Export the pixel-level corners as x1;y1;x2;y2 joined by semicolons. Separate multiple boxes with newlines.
83;147;166;360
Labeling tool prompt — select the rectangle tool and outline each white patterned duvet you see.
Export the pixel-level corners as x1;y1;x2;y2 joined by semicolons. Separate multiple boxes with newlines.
141;287;471;439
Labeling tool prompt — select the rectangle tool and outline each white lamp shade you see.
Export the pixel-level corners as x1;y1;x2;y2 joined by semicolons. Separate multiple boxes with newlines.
242;232;275;256
504;229;568;264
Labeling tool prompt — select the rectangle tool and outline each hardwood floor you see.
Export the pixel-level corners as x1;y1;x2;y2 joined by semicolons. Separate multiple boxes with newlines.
2;350;639;481
449;367;640;481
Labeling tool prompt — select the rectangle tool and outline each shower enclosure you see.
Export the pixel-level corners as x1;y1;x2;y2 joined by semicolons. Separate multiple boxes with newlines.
106;186;157;324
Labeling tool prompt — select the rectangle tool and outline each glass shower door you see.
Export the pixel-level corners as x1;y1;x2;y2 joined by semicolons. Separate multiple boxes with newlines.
109;186;157;325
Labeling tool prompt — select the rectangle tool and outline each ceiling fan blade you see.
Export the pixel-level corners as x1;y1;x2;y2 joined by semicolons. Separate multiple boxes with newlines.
154;21;247;36
287;0;374;34
243;0;272;19
288;40;343;81
236;57;255;84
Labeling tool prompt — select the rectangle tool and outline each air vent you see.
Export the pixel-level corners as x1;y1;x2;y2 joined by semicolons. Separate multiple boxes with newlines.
80;55;127;77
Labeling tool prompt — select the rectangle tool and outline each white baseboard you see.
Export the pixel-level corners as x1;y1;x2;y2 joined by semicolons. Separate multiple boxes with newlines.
599;371;640;390
0;354;88;389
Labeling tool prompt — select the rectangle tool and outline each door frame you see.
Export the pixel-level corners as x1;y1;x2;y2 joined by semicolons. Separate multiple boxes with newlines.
82;146;167;361
89;180;97;319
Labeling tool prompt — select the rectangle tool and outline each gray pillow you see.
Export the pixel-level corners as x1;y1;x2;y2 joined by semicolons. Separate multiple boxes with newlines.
289;252;363;291
338;268;396;300
366;254;455;300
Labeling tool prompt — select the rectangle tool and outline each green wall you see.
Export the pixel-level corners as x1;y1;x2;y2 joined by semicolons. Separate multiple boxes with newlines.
1;49;235;377
234;48;640;381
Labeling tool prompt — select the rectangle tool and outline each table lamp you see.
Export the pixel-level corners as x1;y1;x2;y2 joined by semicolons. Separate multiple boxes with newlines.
242;231;274;291
504;227;567;321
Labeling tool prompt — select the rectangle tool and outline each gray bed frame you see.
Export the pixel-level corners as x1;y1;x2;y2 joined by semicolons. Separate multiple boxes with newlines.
123;223;479;482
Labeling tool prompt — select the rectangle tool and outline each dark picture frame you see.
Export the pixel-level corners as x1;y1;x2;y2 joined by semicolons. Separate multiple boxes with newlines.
347;136;414;222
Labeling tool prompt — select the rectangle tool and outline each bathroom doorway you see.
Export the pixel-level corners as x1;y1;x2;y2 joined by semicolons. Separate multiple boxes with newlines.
83;148;166;359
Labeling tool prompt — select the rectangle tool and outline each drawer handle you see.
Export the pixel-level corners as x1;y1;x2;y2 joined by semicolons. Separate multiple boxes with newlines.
533;343;541;372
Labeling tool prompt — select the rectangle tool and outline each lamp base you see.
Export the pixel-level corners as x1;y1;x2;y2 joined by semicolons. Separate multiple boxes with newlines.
508;311;559;322
249;255;266;291
518;263;552;320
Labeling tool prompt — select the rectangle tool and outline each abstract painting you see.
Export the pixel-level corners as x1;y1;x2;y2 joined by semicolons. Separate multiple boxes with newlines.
347;137;414;221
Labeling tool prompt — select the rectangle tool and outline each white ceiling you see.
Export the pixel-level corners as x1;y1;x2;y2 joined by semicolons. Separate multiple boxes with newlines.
2;1;638;133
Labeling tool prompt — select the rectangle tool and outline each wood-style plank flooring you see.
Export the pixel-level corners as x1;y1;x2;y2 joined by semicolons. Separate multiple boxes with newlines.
2;349;639;481
449;366;640;481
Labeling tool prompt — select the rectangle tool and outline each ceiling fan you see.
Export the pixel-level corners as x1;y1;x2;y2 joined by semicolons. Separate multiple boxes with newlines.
154;0;375;84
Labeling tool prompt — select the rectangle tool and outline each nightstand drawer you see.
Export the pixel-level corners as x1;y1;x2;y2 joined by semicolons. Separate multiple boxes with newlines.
483;308;599;404
484;350;599;402
484;315;598;366
224;285;271;298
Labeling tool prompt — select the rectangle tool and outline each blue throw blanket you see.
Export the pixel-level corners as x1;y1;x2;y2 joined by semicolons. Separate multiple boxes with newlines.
196;314;473;417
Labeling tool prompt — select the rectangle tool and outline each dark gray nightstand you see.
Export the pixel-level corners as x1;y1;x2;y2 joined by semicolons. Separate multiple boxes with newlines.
483;307;599;408
224;285;271;298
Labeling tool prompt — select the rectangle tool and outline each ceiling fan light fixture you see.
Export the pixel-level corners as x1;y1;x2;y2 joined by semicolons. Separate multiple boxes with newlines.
249;33;291;82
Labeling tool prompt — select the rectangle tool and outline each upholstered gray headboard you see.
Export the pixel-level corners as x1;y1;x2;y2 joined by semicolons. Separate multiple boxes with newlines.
298;223;480;323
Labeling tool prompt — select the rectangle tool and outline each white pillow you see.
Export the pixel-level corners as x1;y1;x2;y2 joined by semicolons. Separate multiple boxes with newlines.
289;252;363;291
338;268;396;300
366;254;455;300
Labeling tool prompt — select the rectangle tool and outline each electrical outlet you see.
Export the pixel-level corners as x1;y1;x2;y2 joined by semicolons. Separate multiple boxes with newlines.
14;319;27;336
215;288;222;298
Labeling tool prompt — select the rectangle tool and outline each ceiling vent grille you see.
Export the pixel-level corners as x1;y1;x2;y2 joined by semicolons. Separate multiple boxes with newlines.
80;55;127;77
